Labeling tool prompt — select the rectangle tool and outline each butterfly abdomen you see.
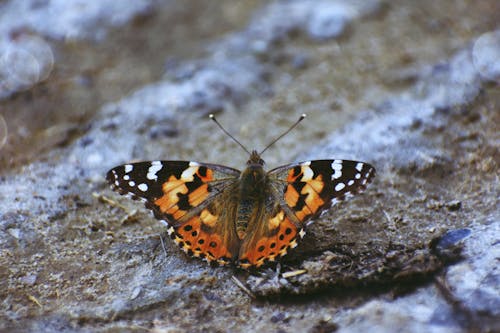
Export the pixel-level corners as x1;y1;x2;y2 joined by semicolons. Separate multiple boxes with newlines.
235;164;268;240
235;199;253;239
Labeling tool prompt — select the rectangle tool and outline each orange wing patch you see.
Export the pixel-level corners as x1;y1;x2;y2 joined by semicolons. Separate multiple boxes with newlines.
200;208;218;227
285;164;325;222
268;209;284;230
284;184;300;207
188;184;210;206
154;164;214;221
154;175;188;218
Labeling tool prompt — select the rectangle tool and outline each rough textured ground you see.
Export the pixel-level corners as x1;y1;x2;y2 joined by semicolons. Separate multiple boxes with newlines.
1;1;499;332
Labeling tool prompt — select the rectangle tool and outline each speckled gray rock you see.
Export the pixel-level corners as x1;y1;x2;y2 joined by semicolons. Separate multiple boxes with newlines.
1;1;498;333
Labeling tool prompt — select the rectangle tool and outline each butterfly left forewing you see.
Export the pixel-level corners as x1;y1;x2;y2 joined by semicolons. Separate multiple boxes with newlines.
107;161;239;223
107;161;241;265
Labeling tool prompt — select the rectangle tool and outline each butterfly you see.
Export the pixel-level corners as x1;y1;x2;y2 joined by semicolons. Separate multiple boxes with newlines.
106;114;375;269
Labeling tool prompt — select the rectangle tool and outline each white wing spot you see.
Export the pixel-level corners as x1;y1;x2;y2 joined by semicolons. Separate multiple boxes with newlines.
189;161;200;167
123;175;130;180
167;226;175;235
356;162;364;172
301;161;311;166
355;173;361;179
335;182;345;192
331;160;343;179
124;164;133;173
128;181;136;187
301;166;314;181
138;183;148;192
299;229;306;238
147;162;163;180
114;180;120;186
181;166;198;181
348;179;355;186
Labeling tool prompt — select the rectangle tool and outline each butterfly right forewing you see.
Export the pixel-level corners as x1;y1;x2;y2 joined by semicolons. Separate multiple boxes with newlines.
237;159;375;268
269;159;376;226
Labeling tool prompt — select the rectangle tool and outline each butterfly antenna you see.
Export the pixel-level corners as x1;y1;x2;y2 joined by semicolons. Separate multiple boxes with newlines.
209;114;252;155
259;114;306;155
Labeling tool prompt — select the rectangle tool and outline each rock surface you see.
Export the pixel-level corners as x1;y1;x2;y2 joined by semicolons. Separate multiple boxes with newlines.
1;1;498;332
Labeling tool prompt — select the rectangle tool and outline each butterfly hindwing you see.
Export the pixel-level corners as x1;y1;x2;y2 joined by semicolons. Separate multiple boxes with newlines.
169;192;241;265
238;204;302;269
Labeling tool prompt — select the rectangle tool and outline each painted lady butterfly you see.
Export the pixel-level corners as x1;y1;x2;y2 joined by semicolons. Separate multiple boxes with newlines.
107;114;375;269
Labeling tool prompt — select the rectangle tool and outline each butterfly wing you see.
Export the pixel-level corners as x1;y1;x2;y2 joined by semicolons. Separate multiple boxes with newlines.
271;159;376;224
237;159;375;268
107;161;241;265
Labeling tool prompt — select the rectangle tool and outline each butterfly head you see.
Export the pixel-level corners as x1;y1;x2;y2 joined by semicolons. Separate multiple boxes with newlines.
244;150;266;184
241;150;267;191
247;150;265;167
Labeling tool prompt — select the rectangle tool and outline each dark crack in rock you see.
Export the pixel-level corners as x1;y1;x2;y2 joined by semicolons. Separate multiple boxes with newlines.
246;235;463;298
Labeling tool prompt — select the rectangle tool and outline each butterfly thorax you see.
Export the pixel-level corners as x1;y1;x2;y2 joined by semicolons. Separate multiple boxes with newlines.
235;151;268;240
